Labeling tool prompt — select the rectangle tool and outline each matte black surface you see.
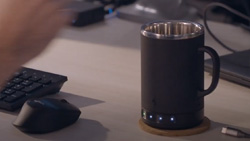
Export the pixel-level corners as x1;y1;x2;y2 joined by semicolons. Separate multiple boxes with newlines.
141;35;205;113
141;24;220;129
69;1;105;27
13;98;81;134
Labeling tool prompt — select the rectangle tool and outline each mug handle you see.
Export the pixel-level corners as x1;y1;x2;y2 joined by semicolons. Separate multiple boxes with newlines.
198;46;220;97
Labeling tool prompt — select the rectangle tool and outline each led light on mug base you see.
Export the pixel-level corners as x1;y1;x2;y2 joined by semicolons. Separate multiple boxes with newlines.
140;20;220;130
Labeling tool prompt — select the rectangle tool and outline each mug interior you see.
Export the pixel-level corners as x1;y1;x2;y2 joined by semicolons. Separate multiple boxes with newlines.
141;21;204;39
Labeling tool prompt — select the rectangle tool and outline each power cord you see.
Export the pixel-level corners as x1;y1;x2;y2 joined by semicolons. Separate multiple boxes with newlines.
203;2;250;53
221;127;250;138
205;4;250;138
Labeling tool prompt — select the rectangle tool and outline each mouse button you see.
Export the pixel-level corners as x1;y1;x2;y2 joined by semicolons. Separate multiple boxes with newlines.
62;103;80;111
27;99;45;108
39;99;65;109
60;99;68;103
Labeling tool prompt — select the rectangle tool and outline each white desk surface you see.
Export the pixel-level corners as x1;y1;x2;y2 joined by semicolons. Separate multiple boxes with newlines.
1;17;250;141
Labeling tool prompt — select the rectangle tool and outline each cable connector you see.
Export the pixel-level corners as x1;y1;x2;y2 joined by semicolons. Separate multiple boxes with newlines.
221;127;250;138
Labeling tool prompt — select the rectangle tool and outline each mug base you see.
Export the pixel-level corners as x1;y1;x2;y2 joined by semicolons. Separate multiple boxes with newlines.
141;108;204;129
138;116;210;136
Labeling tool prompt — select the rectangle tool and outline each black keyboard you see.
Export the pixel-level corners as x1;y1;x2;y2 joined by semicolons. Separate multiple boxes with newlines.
0;67;67;111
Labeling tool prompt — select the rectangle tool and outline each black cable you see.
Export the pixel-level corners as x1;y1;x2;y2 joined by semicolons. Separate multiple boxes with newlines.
242;0;250;26
242;0;250;19
203;2;250;53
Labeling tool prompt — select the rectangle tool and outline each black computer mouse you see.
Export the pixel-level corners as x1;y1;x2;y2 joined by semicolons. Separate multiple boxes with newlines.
13;98;81;134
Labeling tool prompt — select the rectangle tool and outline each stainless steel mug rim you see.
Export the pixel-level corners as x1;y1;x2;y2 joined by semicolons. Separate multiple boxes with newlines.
141;20;204;40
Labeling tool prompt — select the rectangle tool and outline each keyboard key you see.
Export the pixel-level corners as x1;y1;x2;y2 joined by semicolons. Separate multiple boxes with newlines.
12;78;23;84
12;91;25;98
13;85;24;90
39;78;52;84
19;74;32;79
13;71;22;77
4;96;15;102
21;80;33;86
5;82;15;88
29;76;41;82
22;83;42;93
4;92;25;103
2;89;16;95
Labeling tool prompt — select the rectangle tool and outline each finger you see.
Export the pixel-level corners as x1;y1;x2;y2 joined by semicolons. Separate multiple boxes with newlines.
25;0;73;12
37;9;74;43
12;0;72;23
19;10;74;56
27;0;73;30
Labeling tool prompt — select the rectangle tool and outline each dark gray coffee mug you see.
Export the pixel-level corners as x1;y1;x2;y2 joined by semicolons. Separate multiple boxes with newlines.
141;20;220;129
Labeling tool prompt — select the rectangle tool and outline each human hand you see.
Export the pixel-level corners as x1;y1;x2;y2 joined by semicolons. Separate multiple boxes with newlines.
0;0;73;80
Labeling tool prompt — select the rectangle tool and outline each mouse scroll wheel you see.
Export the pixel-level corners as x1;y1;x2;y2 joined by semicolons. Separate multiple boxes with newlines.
60;99;69;103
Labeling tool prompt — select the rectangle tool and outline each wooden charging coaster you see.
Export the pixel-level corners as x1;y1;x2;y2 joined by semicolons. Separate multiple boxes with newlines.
139;117;210;136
